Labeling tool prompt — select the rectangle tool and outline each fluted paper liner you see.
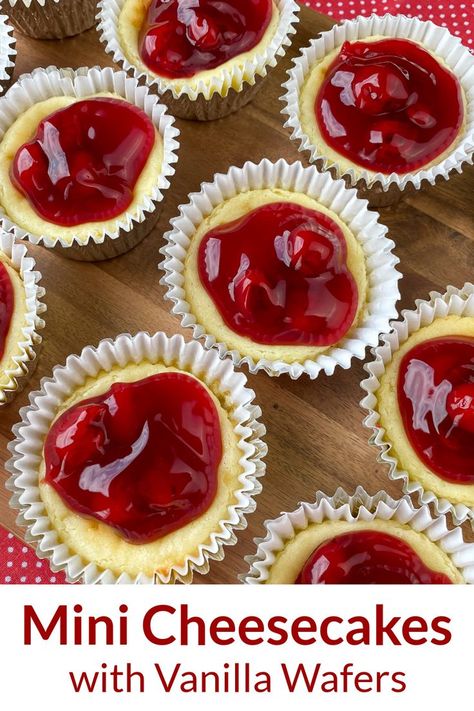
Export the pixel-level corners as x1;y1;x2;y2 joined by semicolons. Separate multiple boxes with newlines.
0;14;15;94
160;158;401;379
6;332;267;584
282;14;474;192
6;0;97;39
0;65;180;261
97;0;300;120
361;282;474;526
242;487;474;584
0;231;46;406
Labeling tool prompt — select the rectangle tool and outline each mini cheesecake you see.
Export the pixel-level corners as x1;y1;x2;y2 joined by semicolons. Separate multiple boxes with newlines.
296;35;466;180
5;0;97;40
118;0;281;93
265;519;463;584
0;93;163;244
38;360;245;579
0;248;27;393
376;315;474;508
183;188;368;364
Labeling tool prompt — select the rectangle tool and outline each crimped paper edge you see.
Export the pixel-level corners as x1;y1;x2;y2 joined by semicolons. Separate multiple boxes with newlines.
0;15;16;92
5;331;267;585
0;65;180;254
360;282;474;525
242;486;474;584
8;0;65;6
281;13;474;191
97;0;300;101
0;231;46;405
6;0;97;40
159;158;401;379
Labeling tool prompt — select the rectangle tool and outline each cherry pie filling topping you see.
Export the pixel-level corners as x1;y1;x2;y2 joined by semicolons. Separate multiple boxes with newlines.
398;336;474;485
44;372;223;543
198;201;359;346
296;530;452;584
139;0;273;79
11;98;155;227
315;38;463;174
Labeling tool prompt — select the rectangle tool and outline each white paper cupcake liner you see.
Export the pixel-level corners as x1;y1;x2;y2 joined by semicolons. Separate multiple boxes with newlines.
6;0;97;39
0;230;46;406
97;0;300;120
0;65;180;261
282;14;474;192
361;282;474;526
0;15;15;94
242;487;474;584
6;331;267;584
160;158;401;379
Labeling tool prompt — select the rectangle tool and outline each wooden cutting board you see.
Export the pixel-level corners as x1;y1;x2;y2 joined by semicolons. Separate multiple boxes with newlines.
0;6;473;583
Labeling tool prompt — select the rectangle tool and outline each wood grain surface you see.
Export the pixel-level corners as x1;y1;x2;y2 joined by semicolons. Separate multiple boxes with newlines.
0;7;473;583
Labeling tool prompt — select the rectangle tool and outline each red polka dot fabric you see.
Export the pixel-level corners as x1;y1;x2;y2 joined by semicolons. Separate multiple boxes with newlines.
1;0;472;584
1;529;66;584
303;1;473;49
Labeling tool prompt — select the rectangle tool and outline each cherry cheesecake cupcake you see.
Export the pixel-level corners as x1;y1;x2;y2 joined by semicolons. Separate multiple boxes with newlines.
7;332;266;584
243;488;474;584
362;283;474;527
160;159;400;379
98;0;300;120
282;15;474;204
0;66;179;261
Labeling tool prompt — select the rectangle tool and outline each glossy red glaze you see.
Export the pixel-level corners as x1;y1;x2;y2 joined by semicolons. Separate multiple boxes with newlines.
316;38;463;174
198;201;358;346
11;98;155;227
398;336;474;484
296;530;452;584
139;0;273;79
0;261;14;361
44;372;223;543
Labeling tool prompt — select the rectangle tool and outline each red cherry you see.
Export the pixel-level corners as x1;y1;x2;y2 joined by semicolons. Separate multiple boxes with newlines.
369;118;418;167
233;267;277;317
447;383;474;434
407;103;437;129
54;403;108;469
286;228;334;277
142;20;174;54
186;14;219;50
352;65;409;115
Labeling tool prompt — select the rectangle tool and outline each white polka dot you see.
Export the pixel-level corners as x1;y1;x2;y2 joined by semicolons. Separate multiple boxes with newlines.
35;576;42;583
21;561;27;568
20;576;26;583
7;561;12;568
4;576;11;583
7;547;13;553
22;546;27;554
